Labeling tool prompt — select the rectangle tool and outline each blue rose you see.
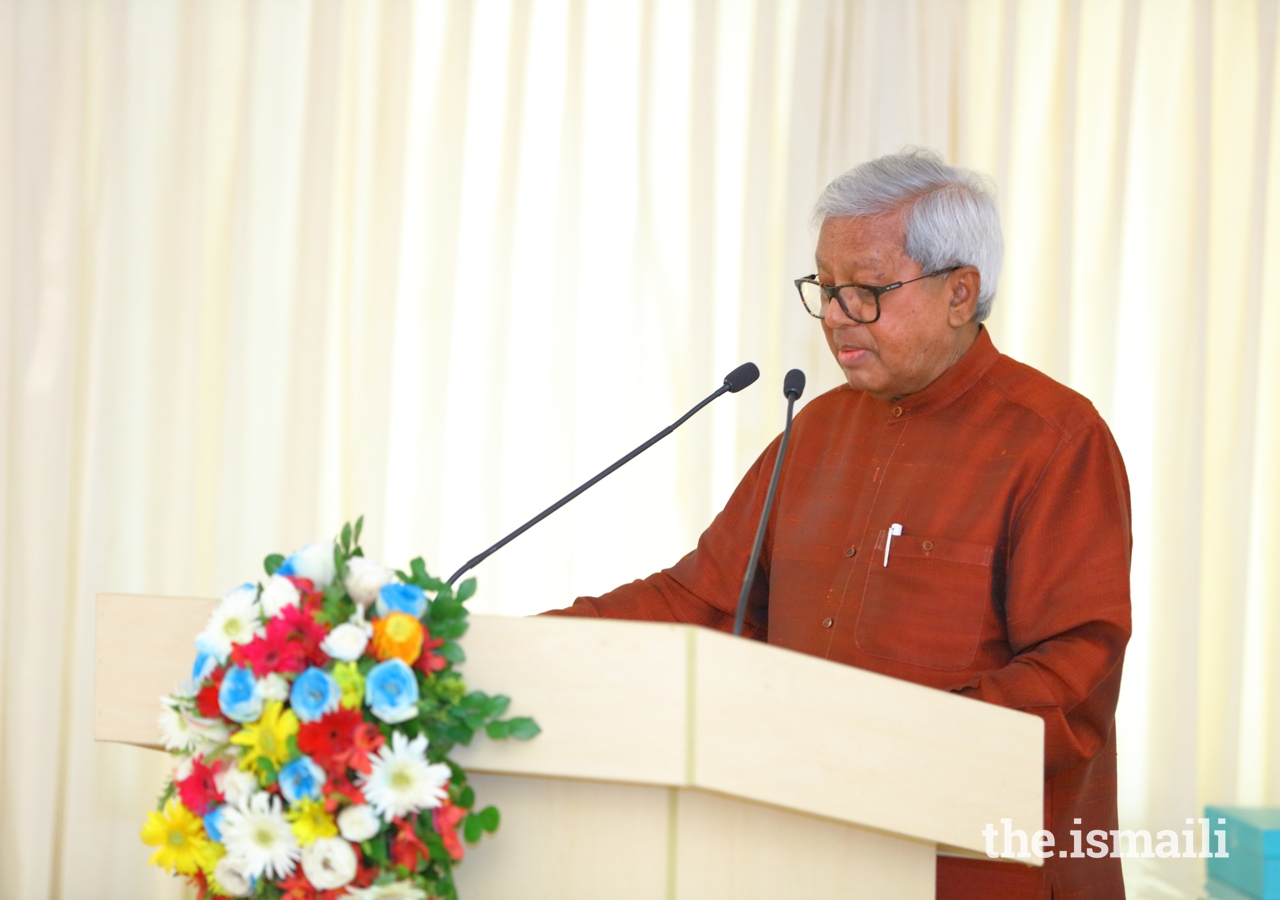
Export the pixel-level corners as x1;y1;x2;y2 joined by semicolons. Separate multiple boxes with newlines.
191;649;217;684
290;666;341;723
376;583;426;619
278;755;327;804
365;658;420;724
217;666;264;723
203;805;225;842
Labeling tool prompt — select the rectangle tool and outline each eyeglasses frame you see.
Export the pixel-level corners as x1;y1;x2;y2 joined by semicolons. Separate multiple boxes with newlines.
794;266;962;324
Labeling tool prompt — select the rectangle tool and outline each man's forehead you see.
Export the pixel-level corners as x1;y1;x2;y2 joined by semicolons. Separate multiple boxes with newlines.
815;214;907;270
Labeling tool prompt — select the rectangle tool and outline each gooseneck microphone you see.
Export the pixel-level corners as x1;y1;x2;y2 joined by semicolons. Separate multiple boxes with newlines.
733;368;805;637
445;362;761;586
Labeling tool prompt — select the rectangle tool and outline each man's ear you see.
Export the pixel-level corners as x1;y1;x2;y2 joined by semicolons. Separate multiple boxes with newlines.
947;266;982;326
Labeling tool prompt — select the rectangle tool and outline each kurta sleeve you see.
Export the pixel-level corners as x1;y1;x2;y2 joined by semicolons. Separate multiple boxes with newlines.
542;436;782;640
948;418;1132;776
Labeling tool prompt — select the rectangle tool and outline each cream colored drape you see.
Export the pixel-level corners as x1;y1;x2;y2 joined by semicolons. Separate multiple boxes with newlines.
2;2;1277;898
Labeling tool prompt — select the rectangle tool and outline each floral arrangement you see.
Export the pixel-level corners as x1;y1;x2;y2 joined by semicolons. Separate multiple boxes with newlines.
141;518;538;900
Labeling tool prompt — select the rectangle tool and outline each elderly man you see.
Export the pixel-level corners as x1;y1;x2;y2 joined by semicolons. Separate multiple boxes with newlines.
547;150;1131;900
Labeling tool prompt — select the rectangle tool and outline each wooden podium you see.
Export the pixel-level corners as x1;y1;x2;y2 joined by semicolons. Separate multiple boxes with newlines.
96;594;1044;899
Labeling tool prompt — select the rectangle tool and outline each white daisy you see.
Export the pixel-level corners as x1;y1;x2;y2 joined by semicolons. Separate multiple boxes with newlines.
358;732;451;821
300;837;358;890
259;574;301;618
197;583;264;663
342;881;427;900
158;697;199;752
219;791;300;880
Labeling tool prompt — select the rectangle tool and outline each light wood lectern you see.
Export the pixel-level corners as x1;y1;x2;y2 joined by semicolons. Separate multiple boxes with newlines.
96;594;1043;900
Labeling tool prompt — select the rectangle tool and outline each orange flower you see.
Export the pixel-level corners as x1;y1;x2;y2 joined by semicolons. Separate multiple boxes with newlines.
371;612;424;665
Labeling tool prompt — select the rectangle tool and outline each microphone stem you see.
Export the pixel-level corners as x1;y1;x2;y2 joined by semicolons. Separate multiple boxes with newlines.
733;393;798;637
445;384;730;586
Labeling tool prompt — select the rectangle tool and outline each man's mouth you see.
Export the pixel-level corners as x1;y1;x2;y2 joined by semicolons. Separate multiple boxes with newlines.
836;346;871;365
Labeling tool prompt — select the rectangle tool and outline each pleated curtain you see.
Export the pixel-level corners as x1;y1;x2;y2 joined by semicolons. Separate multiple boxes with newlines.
2;2;1277;897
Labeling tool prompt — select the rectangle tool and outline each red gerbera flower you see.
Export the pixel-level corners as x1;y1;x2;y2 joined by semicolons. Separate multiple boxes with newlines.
230;627;307;675
432;801;467;861
268;604;329;667
390;816;431;870
177;755;223;816
298;708;363;773
349;723;385;774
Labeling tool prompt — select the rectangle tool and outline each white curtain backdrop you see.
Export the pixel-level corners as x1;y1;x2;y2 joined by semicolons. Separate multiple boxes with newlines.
2;1;1278;898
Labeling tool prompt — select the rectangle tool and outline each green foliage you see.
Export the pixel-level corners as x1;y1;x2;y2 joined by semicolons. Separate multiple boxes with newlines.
156;778;176;811
264;553;284;576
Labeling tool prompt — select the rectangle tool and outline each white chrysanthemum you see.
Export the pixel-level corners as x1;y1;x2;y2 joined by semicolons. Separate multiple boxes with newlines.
300;837;358;890
259;575;301;618
336;804;381;842
258;672;291;702
344;557;396;608
158;698;199;752
219;792;300;880
212;855;254;897
215;766;259;807
197;584;264;662
343;881;427;900
320;621;369;661
358;732;451;821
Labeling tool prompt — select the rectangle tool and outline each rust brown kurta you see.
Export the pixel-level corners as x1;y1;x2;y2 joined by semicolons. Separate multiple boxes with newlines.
547;329;1131;900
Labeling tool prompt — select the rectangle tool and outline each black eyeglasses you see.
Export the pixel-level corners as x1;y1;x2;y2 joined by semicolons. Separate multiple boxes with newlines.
794;267;960;324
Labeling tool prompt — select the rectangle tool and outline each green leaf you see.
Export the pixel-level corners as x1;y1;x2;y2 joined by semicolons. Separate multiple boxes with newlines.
458;785;475;809
445;723;475;745
507;717;541;740
410;557;429;586
264;553;285;576
432;619;468;640
463;813;484;843
456;577;476;603
485;719;512;739
432;598;464;622
259;757;278;786
485;694;511;718
332;544;348;581
156;778;176;810
439;641;465;663
462;712;485;730
354;515;364;545
341;522;352;552
286;734;300;760
478;805;500;832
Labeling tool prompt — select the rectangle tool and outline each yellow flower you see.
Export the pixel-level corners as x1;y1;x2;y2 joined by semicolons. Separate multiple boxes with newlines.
140;799;221;876
371;612;424;665
332;661;365;710
230;700;299;778
285;798;339;845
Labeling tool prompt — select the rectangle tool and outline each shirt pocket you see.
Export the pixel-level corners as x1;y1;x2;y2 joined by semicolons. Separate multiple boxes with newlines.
853;529;995;671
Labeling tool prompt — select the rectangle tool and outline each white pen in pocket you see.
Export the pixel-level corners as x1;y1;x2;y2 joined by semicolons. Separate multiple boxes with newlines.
883;523;903;567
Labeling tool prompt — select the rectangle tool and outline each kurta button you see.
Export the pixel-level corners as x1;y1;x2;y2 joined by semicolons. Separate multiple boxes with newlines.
844;546;857;557
922;540;934;551
892;406;903;417
821;617;834;628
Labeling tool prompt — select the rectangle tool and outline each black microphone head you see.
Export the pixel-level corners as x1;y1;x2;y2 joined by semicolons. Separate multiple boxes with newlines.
723;362;760;393
783;368;806;400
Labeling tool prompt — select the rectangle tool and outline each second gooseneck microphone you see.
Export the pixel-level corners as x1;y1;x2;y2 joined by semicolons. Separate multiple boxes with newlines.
733;368;805;637
445;362;760;586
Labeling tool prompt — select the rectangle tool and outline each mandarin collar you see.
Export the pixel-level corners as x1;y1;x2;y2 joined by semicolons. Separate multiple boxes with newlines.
878;326;1000;424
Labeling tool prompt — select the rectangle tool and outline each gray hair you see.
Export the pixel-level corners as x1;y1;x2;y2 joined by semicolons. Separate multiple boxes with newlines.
811;149;1003;323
